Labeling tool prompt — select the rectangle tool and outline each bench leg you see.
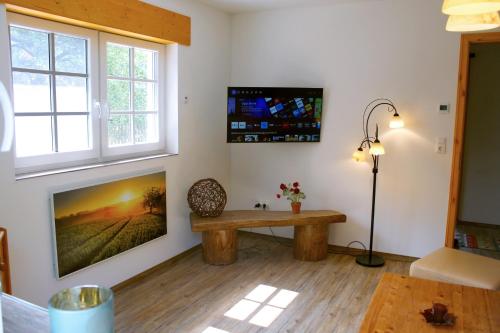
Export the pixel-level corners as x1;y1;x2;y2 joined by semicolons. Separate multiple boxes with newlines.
202;229;238;265
293;224;329;261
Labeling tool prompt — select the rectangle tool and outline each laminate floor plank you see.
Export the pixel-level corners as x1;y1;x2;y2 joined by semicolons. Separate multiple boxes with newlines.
115;232;412;333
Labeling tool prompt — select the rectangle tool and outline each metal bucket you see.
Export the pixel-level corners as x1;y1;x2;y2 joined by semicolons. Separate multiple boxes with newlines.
48;285;114;333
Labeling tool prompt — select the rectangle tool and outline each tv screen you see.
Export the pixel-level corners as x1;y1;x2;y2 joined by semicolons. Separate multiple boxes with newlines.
227;87;323;143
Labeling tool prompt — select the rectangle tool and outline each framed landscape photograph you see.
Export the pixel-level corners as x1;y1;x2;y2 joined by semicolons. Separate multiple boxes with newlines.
51;171;167;278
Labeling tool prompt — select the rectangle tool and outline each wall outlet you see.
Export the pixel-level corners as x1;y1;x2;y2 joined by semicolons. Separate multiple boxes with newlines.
435;137;447;154
254;201;269;210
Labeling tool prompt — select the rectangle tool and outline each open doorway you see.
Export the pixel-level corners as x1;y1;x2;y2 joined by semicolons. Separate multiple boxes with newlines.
446;33;500;260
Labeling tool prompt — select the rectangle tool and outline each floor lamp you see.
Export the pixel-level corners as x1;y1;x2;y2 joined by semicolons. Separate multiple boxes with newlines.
352;98;404;267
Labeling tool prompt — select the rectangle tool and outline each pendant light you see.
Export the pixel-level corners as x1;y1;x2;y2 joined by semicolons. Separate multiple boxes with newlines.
442;0;500;15
446;11;500;31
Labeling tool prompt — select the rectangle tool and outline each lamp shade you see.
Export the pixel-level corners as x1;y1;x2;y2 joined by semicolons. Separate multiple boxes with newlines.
446;11;500;31
369;141;385;156
442;0;500;15
389;114;405;129
352;148;365;162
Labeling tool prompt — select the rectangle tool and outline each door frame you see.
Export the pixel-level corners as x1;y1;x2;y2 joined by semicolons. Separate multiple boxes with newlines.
445;32;500;247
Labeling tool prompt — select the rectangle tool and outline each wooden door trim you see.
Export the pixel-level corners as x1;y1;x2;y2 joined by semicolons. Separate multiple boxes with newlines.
445;32;500;247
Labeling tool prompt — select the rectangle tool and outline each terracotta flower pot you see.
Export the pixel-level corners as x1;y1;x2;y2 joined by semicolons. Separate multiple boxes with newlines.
291;202;301;214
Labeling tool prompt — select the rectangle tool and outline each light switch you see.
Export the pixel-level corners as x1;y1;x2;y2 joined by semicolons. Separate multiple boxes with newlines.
439;104;450;114
436;137;447;154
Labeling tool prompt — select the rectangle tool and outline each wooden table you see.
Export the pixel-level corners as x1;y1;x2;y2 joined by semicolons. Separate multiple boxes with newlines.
360;273;500;333
2;293;49;332
190;210;346;265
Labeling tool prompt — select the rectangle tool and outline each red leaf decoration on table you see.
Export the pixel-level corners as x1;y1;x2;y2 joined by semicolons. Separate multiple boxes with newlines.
420;303;456;326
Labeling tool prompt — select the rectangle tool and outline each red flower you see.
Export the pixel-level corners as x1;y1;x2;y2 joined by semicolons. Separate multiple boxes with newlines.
276;194;281;199
293;182;299;188
294;188;300;194
279;183;287;190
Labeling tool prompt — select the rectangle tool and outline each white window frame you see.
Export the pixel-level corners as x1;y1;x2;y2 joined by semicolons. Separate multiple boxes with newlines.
99;33;166;160
8;13;100;172
7;14;168;175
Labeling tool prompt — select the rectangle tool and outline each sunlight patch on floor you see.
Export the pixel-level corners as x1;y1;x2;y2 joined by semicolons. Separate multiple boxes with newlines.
249;305;284;327
223;284;299;328
201;327;230;333
268;289;299;308
244;284;277;303
224;299;261;320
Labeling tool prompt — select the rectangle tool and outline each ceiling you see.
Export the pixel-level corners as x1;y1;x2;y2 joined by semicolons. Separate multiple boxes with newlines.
198;0;376;13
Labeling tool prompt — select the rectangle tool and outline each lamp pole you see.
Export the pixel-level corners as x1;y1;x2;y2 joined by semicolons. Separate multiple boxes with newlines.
353;99;404;267
368;155;379;264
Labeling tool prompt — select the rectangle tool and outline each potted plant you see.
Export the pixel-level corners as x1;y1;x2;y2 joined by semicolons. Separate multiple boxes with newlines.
277;182;306;214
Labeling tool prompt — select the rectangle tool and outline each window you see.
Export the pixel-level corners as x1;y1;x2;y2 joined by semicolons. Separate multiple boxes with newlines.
100;33;165;158
7;14;167;174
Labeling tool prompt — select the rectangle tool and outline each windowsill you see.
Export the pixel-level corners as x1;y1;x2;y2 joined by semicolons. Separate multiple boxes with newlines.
15;153;178;180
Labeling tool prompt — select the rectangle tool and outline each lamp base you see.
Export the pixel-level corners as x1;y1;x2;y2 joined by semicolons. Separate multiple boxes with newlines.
355;254;385;267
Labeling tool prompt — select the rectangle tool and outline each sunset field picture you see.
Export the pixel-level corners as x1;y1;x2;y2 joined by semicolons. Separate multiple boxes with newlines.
52;172;167;278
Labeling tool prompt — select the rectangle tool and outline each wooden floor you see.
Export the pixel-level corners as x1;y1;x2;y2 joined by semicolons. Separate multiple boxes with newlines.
114;232;412;333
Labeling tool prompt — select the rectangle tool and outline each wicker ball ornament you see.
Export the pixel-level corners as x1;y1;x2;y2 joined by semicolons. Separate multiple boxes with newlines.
187;178;227;217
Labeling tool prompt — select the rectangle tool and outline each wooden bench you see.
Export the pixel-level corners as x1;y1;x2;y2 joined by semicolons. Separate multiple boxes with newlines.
190;210;346;265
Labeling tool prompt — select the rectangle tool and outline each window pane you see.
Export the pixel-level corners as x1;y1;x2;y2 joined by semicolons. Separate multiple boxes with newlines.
57;115;90;152
134;114;158;144
108;114;131;146
56;76;88;113
55;34;87;74
15;116;53;157
134;49;155;80
13;72;51;113
108;79;130;111
10;26;49;70
107;44;130;77
134;82;156;111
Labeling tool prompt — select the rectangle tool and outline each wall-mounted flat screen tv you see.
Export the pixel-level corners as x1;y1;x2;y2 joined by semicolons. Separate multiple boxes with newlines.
227;87;323;143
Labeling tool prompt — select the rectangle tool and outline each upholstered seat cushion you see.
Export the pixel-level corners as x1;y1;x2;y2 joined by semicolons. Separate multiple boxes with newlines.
410;247;500;290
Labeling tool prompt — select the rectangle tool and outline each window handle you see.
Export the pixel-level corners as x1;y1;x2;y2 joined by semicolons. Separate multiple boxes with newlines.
0;82;14;153
102;102;110;121
94;101;110;120
94;101;102;119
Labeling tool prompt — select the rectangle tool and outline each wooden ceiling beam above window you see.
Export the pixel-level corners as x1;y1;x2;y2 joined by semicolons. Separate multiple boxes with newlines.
0;0;191;45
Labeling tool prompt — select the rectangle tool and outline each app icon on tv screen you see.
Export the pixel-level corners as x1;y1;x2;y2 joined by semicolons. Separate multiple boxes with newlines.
227;87;323;143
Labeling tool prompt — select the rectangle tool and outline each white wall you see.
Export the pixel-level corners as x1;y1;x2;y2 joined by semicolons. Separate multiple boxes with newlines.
0;0;465;305
228;0;460;258
459;43;500;226
0;0;231;306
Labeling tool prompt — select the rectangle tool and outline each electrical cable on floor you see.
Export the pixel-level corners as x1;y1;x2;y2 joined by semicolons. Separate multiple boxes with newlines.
266;226;369;257
238;230;274;257
241;226;412;263
266;226;370;257
268;227;292;247
328;240;367;257
238;236;267;252
240;205;392;262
